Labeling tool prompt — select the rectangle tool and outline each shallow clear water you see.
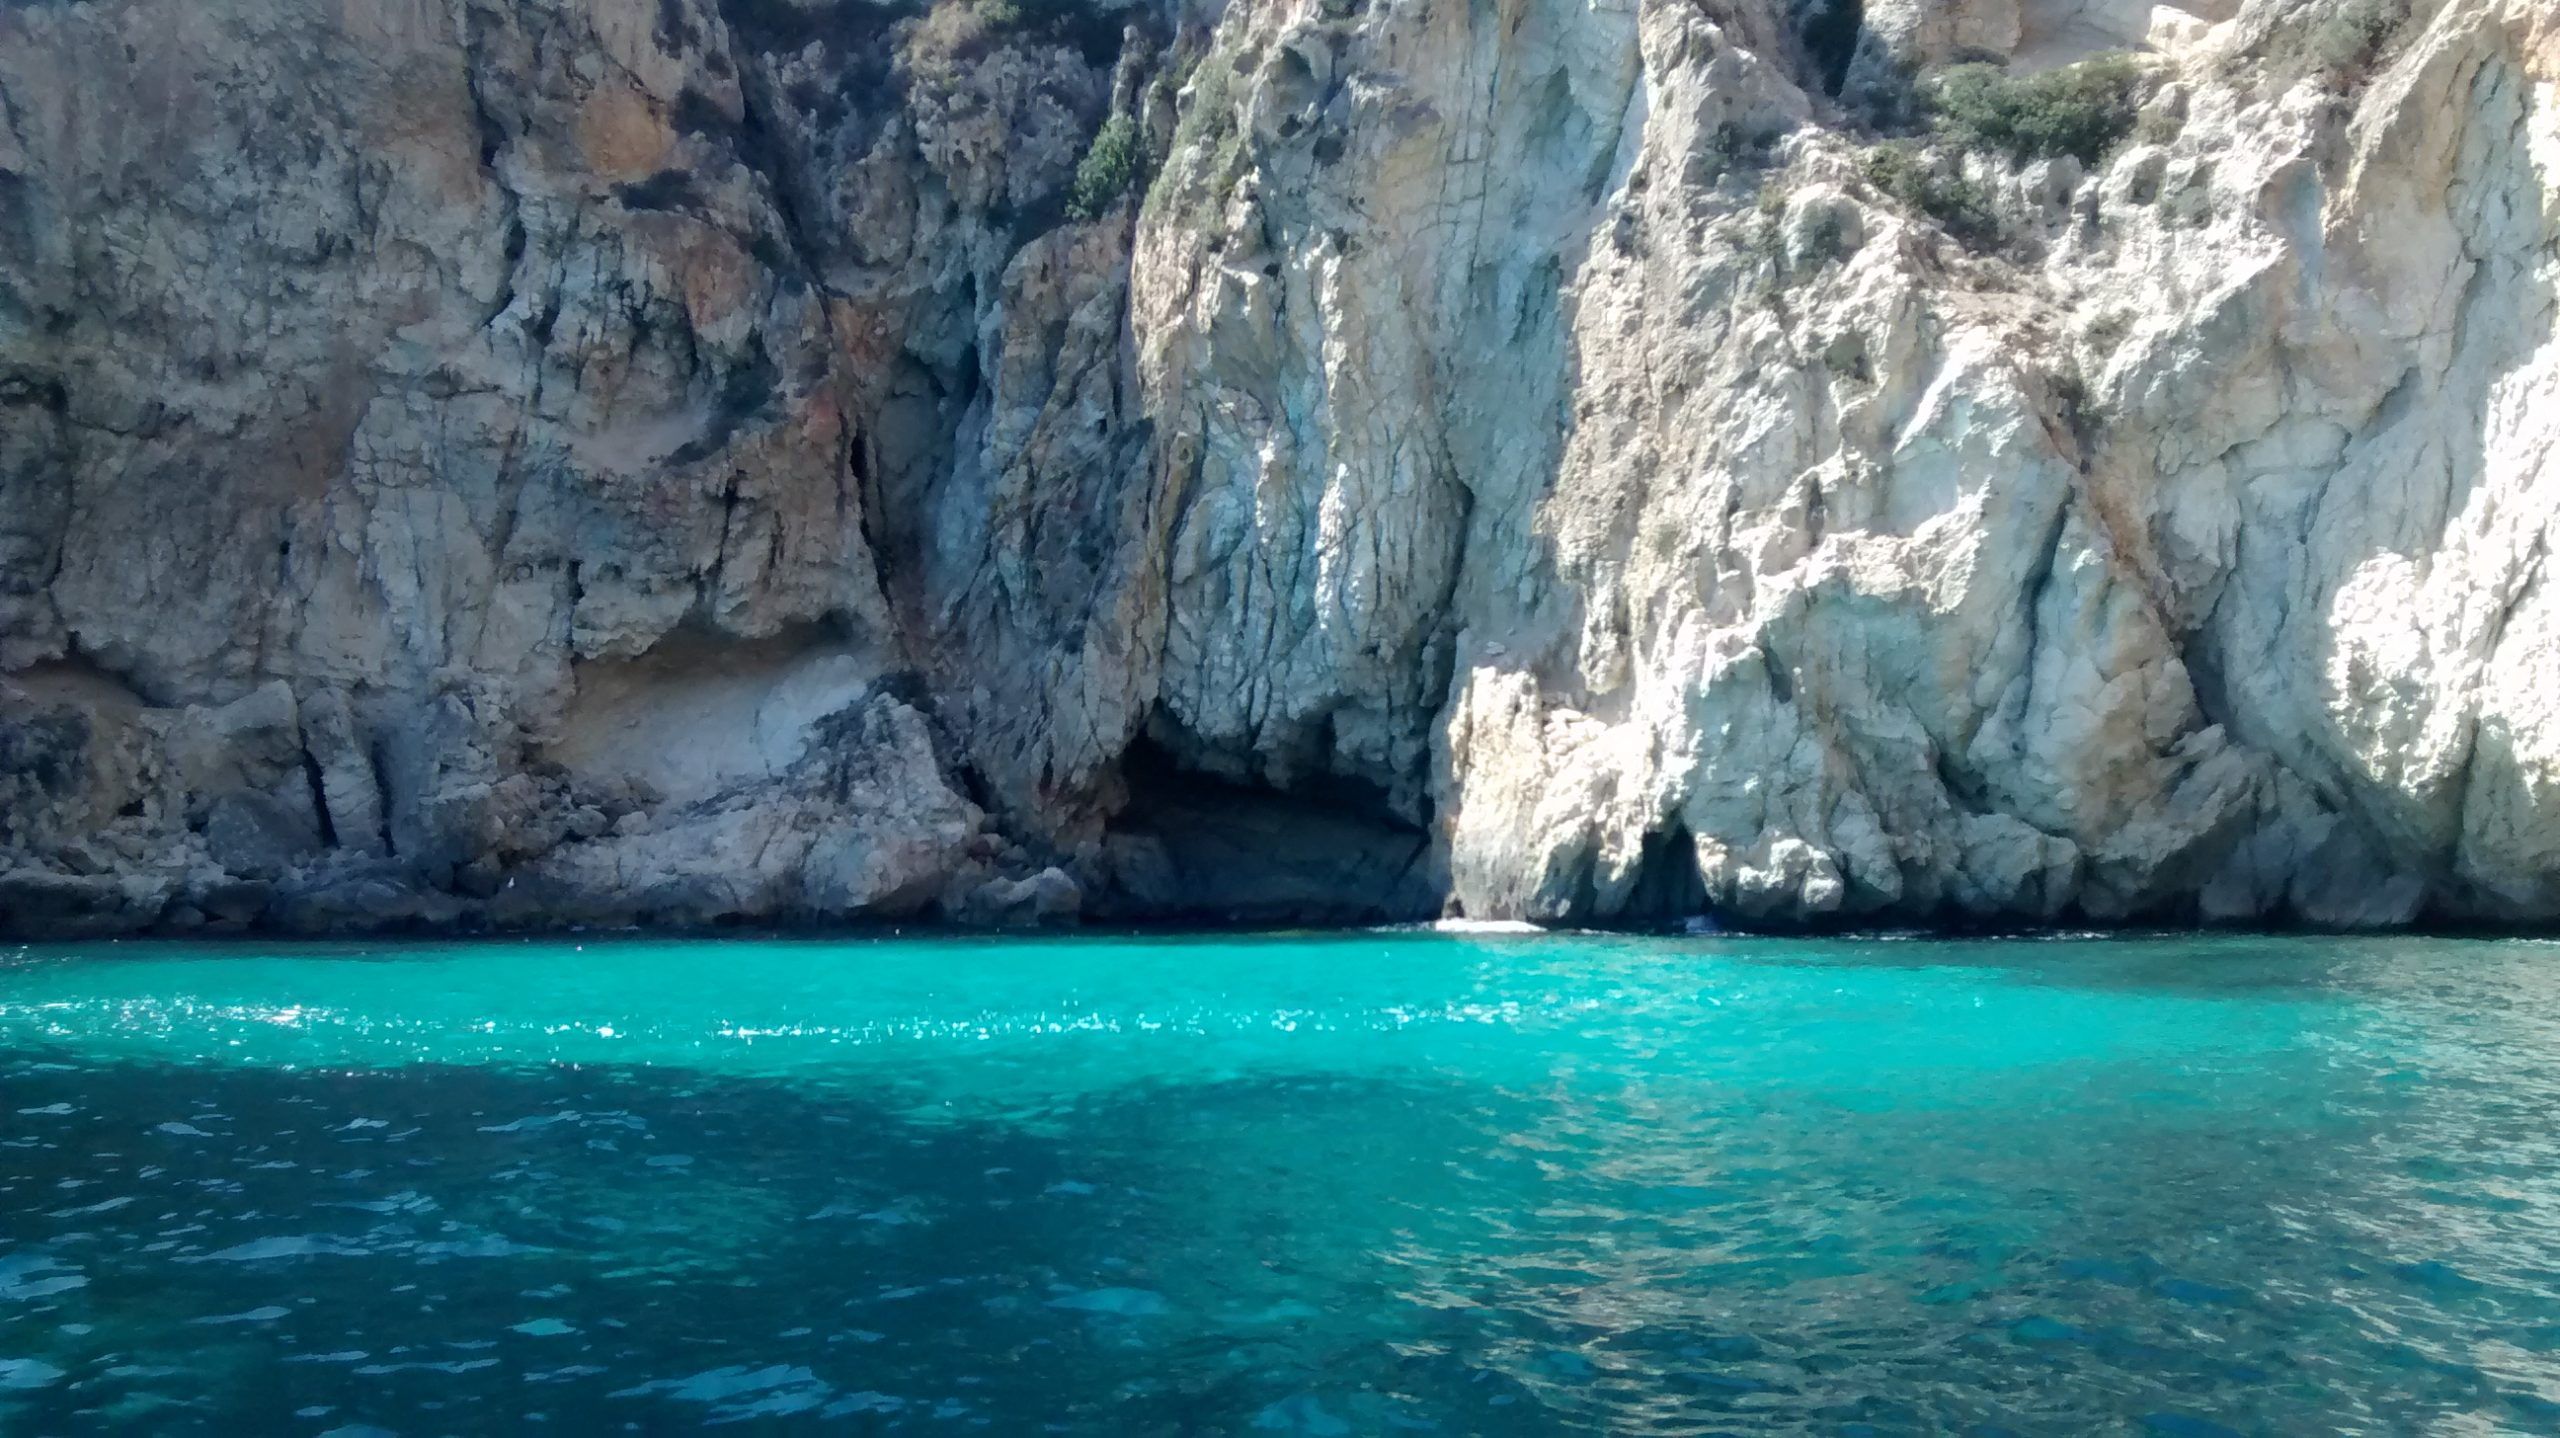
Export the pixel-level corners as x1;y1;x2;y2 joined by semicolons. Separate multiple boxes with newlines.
5;932;2560;1434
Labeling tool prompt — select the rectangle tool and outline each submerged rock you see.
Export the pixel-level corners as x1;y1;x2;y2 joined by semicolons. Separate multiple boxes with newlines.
1046;1286;1172;1316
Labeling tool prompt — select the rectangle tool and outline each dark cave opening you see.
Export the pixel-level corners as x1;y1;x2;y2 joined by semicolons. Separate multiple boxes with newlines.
1100;735;1442;927
1795;0;1864;98
1618;823;1711;926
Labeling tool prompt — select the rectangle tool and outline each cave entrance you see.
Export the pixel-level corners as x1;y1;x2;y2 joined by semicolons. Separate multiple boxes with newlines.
1100;735;1444;927
1797;0;1864;97
1618;823;1711;927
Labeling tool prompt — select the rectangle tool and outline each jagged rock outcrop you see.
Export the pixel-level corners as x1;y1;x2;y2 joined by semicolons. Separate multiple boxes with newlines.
0;0;2553;935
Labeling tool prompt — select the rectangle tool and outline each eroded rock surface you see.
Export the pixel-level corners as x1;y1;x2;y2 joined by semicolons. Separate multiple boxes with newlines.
1;0;2554;934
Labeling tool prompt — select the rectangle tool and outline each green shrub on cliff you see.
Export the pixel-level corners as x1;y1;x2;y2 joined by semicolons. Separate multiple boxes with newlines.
2309;0;2407;80
1926;54;2145;167
1143;54;1248;228
1068;114;1141;220
1860;141;1999;243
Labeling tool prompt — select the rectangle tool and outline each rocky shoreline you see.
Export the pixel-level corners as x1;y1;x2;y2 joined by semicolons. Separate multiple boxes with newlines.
5;0;2557;938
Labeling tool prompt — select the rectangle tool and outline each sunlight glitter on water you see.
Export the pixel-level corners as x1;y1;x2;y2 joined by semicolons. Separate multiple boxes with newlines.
4;931;2560;1433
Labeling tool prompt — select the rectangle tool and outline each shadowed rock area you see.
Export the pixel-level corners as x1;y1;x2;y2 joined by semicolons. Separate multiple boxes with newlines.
1;0;2555;934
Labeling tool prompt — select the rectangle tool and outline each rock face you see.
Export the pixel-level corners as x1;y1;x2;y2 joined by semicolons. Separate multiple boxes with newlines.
1;0;2554;934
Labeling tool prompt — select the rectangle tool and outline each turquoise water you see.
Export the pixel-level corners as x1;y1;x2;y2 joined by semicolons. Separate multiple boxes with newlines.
5;932;2560;1434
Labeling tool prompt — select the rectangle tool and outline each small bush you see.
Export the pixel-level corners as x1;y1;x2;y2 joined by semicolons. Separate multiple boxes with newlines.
1861;141;2000;244
719;0;923;63
904;0;992;68
1757;185;1851;270
1067;114;1141;220
1645;517;1688;559
903;0;1121;72
1796;208;1850;267
1925;54;2146;167
1715;120;1780;171
2309;0;2406;79
2050;365;2109;449
1142;55;1248;227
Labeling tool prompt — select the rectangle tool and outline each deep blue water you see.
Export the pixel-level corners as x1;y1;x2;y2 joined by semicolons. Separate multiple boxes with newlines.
5;930;2560;1434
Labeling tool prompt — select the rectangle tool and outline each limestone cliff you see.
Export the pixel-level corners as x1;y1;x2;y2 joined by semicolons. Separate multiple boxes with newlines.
1;0;2553;934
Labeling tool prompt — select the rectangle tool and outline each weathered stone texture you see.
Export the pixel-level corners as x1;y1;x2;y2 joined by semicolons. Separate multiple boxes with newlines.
1;0;2553;933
